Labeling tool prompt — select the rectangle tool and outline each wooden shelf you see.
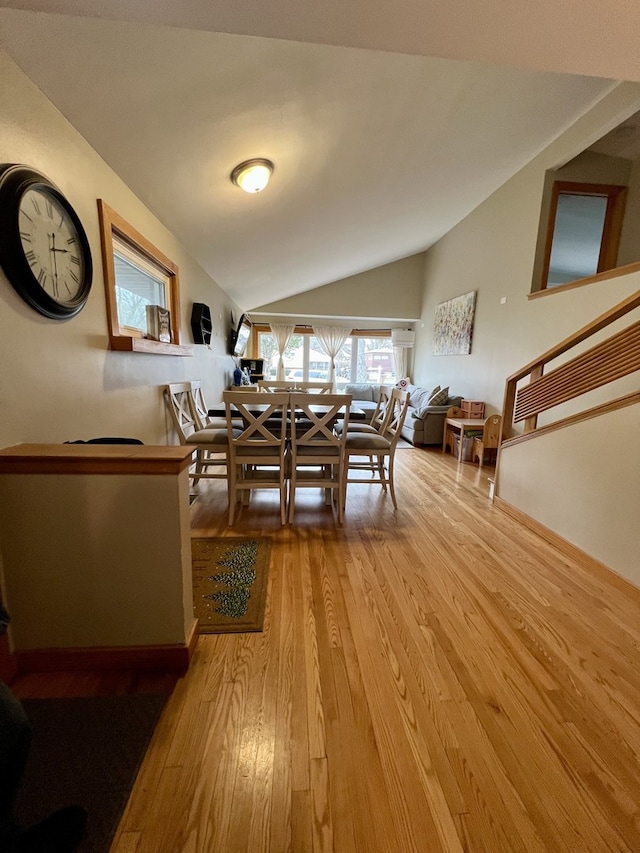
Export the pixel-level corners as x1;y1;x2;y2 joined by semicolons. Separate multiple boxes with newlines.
0;443;194;475
109;336;193;356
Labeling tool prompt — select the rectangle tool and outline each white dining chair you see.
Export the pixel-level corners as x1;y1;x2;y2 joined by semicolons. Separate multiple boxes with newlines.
335;385;391;435
288;392;351;523
223;390;290;525
164;383;234;485
189;379;226;429
342;388;409;510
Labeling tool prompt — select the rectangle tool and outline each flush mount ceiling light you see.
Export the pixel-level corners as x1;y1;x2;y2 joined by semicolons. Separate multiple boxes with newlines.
230;158;274;193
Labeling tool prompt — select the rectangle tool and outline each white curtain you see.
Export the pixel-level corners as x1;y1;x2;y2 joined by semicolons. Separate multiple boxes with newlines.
269;323;295;380
312;326;350;387
393;345;407;382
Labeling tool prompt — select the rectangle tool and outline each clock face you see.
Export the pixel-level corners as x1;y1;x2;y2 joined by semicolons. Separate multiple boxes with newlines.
0;164;93;320
19;187;87;305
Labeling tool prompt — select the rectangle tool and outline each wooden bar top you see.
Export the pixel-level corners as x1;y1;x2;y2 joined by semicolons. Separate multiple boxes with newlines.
0;443;194;476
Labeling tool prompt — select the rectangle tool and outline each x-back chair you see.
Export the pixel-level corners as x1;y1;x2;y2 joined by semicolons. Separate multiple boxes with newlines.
342;387;410;510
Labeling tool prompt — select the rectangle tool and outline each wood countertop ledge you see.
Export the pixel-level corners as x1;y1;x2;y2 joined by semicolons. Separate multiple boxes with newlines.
0;444;194;476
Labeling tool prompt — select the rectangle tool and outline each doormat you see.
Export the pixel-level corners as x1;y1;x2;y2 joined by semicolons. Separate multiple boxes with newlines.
192;537;271;633
15;693;167;853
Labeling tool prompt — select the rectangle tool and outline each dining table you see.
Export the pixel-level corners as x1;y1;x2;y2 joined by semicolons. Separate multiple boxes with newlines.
208;399;366;424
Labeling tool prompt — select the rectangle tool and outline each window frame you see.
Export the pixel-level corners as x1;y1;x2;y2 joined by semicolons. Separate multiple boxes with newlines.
538;181;627;293
254;325;396;384
97;199;192;356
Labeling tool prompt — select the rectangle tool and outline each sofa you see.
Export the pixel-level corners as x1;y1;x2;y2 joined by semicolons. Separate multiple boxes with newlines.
343;384;383;423
344;383;462;446
401;384;463;446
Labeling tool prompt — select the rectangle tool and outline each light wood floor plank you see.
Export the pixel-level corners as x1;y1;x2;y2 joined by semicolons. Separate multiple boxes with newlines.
13;447;640;852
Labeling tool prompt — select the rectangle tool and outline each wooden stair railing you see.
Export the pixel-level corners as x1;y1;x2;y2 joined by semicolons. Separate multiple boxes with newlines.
502;290;640;444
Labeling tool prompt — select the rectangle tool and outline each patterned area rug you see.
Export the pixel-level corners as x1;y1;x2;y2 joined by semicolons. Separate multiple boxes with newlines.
192;538;271;633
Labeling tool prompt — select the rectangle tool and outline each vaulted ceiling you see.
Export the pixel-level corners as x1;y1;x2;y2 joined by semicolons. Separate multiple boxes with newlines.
1;0;638;310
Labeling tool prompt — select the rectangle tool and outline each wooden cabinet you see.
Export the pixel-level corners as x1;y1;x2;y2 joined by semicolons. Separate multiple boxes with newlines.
0;444;197;673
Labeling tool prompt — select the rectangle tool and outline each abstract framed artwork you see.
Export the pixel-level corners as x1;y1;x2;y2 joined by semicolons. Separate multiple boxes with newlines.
432;290;477;355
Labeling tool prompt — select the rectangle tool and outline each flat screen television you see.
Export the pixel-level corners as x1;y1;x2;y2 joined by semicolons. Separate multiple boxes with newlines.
232;313;252;357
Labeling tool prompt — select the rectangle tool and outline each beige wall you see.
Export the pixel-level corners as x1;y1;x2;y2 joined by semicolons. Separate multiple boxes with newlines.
413;83;640;410
412;82;640;583
0;50;239;450
254;253;424;321
1;48;637;586
530;150;635;289
618;156;640;266
497;407;640;586
0;469;194;649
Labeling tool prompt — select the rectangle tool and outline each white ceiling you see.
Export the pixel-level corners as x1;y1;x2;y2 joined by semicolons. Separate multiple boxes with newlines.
0;1;636;311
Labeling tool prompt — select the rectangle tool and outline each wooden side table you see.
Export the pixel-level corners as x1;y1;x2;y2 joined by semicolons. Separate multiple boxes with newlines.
443;417;485;461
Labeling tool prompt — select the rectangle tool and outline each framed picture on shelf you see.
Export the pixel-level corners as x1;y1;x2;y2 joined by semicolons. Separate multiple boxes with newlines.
146;304;171;343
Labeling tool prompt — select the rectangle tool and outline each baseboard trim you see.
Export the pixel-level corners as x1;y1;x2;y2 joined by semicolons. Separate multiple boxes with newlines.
16;635;196;675
186;617;199;660
494;496;640;604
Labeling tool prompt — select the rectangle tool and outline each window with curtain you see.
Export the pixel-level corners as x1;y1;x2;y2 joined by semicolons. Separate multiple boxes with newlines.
269;322;295;380
256;329;397;385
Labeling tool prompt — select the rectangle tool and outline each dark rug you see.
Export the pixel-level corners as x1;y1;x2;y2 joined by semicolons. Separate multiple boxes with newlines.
192;537;271;633
15;693;167;853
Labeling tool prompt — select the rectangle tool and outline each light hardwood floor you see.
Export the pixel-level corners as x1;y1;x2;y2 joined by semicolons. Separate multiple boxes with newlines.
16;447;640;852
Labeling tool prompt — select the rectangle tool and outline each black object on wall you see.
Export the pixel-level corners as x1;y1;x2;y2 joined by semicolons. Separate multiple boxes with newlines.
191;303;212;345
240;358;265;382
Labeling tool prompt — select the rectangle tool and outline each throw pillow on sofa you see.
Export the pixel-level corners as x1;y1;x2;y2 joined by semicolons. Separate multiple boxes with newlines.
428;386;449;406
404;384;433;410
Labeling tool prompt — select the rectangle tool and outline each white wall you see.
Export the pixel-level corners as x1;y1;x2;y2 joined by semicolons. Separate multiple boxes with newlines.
0;50;239;450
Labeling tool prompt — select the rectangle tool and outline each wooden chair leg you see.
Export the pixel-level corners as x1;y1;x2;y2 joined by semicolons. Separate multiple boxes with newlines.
340;467;349;519
388;455;398;510
288;473;296;524
228;464;238;525
280;475;287;525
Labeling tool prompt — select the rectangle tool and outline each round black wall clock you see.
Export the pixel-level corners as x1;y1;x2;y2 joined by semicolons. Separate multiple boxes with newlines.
0;164;93;320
